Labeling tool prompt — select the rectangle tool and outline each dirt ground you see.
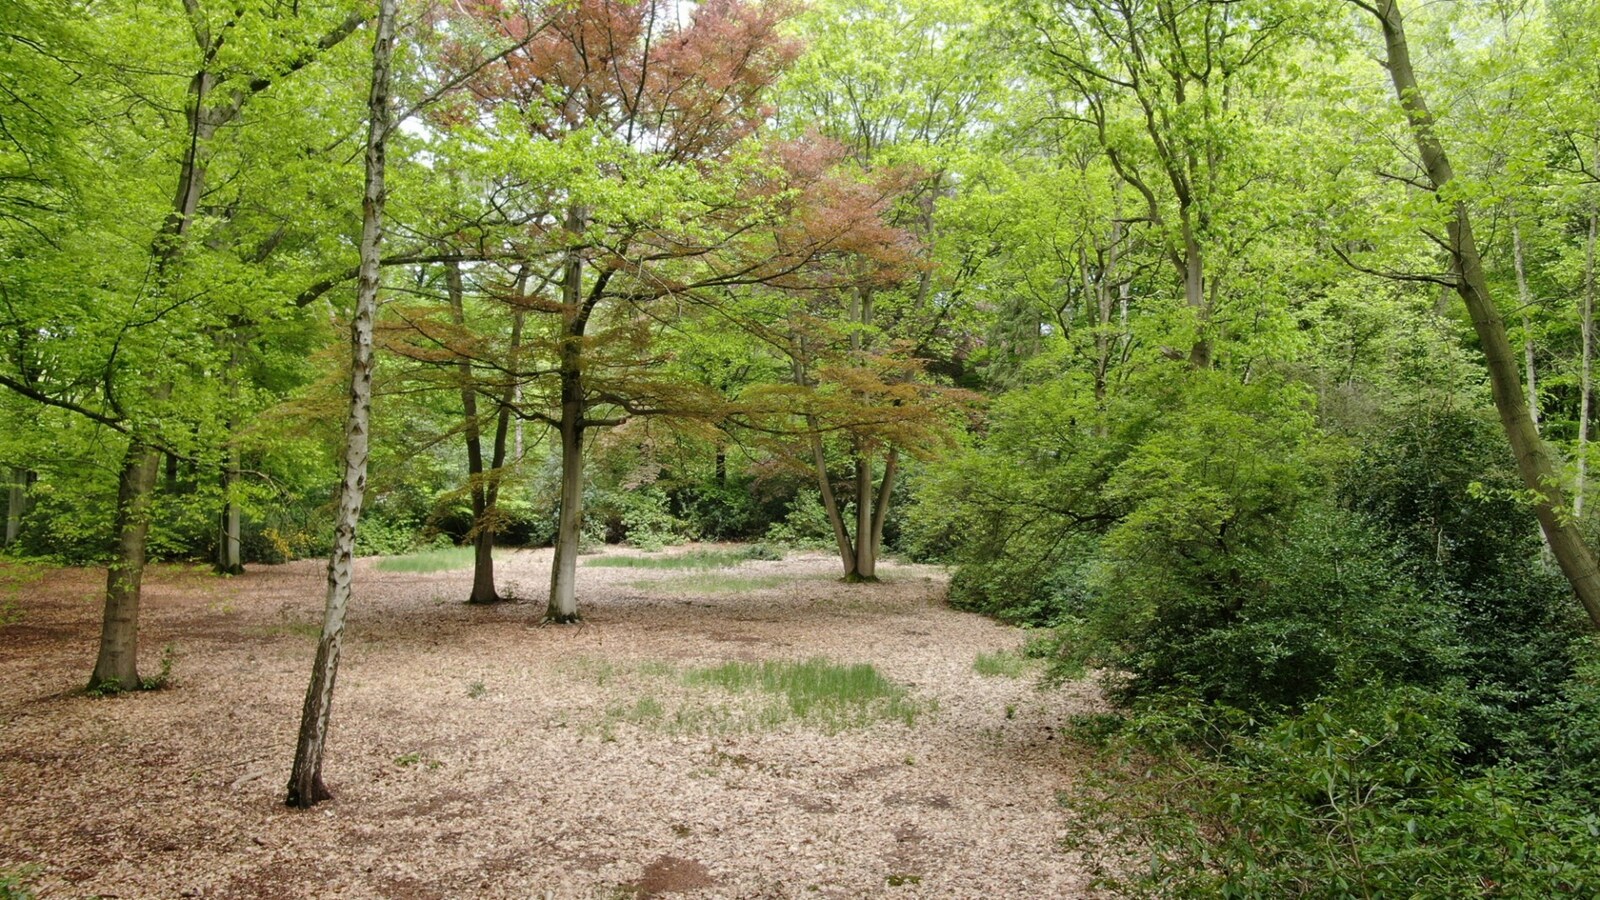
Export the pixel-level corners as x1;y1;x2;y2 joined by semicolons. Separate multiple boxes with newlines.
0;546;1107;898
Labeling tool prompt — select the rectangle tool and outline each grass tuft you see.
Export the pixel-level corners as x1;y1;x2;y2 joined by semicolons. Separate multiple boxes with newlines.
685;657;925;729
973;649;1032;678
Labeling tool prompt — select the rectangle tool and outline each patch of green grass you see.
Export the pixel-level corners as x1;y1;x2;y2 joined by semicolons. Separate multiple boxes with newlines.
605;695;666;726
973;649;1032;678
635;573;801;594
685;657;926;730
393;751;443;769
374;546;481;573
584;545;781;571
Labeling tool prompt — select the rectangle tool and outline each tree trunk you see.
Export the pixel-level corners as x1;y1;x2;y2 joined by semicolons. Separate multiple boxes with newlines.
1580;205;1597;518
546;207;587;624
5;467;23;546
216;447;243;575
809;428;856;577
448;262;500;604
852;451;876;582
1366;0;1600;629
1511;219;1539;429
89;443;160;691
869;447;898;567
286;0;396;808
547;382;584;623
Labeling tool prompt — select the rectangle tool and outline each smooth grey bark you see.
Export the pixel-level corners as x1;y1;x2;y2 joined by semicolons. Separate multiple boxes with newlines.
286;0;397;808
216;449;242;575
547;207;588;624
1361;0;1600;629
5;467;24;546
217;340;243;575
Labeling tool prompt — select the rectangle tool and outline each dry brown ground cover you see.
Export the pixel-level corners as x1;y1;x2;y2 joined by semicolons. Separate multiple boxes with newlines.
0;546;1106;898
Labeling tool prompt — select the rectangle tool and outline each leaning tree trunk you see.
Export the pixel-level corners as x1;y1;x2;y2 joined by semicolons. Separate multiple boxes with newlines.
285;0;397;809
1365;0;1600;629
89;443;161;690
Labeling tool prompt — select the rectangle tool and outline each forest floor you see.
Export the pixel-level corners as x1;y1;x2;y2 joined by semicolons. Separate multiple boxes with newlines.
0;546;1108;899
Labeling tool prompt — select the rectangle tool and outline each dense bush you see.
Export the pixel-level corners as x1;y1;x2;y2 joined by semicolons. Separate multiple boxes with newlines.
1068;687;1600;899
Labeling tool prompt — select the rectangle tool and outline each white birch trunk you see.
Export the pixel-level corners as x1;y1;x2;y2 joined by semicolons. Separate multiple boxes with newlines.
286;0;397;807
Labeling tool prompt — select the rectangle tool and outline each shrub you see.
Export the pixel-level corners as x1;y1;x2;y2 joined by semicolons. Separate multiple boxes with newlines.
1067;688;1600;899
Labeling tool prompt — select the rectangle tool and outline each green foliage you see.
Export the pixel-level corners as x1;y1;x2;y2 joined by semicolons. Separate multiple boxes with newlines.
763;488;838;550
670;477;791;542
0;867;37;900
1068;689;1600;899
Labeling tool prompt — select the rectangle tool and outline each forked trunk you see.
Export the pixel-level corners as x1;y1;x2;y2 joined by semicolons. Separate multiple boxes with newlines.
89;443;161;691
808;428;856;578
286;0;397;808
1367;0;1600;629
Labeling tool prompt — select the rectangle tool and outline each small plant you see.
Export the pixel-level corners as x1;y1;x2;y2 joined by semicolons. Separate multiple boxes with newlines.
393;752;442;769
0;866;38;900
1005;703;1017;720
973;649;1030;678
140;643;178;690
466;680;486;699
886;874;922;887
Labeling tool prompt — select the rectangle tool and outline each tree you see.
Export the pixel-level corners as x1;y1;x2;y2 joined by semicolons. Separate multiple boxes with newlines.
287;0;398;809
1348;0;1600;629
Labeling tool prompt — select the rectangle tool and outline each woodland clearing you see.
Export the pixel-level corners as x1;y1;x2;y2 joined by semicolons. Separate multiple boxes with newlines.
0;547;1104;898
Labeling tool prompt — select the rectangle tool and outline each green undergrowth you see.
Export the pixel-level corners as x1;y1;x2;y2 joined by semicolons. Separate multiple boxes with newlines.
584;544;782;571
563;655;929;736
373;546;482;573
